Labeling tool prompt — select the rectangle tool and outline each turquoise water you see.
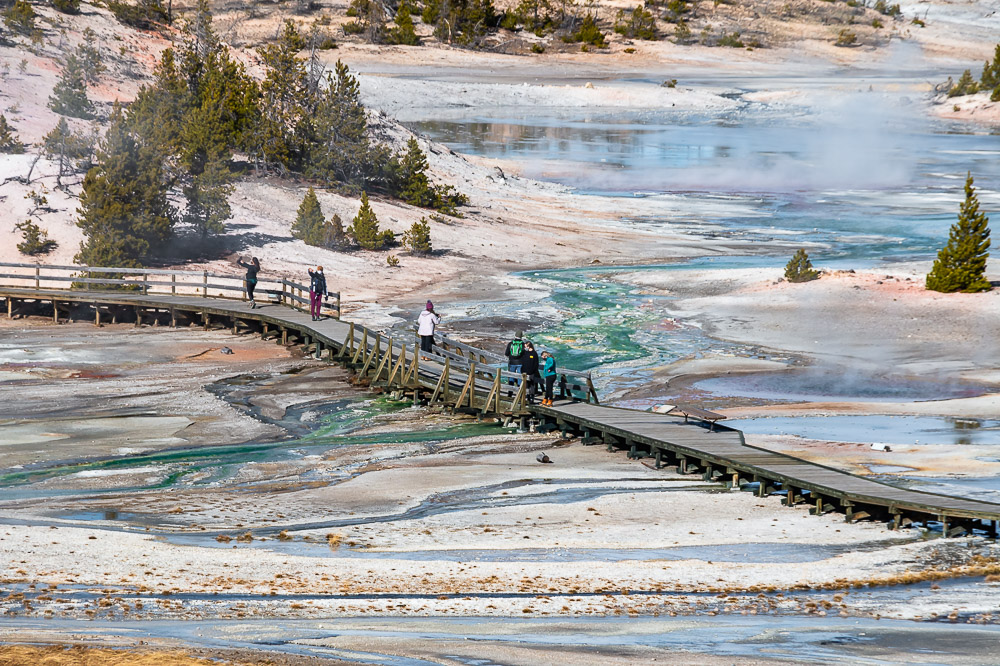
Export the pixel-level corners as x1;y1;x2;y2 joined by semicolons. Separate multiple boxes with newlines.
0;393;500;499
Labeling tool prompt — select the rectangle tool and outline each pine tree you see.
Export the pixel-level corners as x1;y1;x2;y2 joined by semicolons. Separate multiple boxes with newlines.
53;0;81;13
926;173;992;293
43;117;95;185
981;45;999;89
423;0;498;45
252;20;310;171
347;191;393;249
784;249;820;283
322;213;347;248
306;60;370;186
76;105;174;268
292;186;325;243
389;2;420;45
3;0;37;37
76;31;106;84
345;0;388;42
397;137;432;206
128;48;190;164
49;54;94;119
0;114;25;154
948;69;979;97
403;217;432;254
15;220;57;255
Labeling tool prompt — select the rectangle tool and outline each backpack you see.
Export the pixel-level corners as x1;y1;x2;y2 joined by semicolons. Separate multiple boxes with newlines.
508;339;524;357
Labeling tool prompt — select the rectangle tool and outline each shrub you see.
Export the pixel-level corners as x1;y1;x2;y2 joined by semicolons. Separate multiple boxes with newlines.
107;0;170;29
911;17;925;27
926;173;991;293
563;14;606;47
386;254;400;267
0;114;26;154
53;0;81;14
673;18;691;42
871;18;882;29
947;69;978;97
403;217;432;254
3;0;38;37
389;2;420;45
15;220;57;255
784;249;820;283
718;31;744;47
531;43;545;53
834;29;857;47
614;5;658;40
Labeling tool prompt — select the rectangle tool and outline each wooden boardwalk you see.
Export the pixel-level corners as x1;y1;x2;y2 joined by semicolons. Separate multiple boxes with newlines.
2;264;1000;537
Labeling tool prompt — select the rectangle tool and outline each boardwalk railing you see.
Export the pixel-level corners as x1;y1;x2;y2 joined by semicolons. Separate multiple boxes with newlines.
0;262;341;318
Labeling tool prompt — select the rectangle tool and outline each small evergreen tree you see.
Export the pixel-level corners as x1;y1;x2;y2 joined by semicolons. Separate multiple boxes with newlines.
344;0;387;42
784;249;820;283
292;186;325;242
322;213;347;248
948;69;978;97
403;217;432;254
107;0;170;29
347;191;393;249
49;54;95;119
397;137;433;207
15;220;57;255
3;0;37;37
981;44;1000;89
76;32;106;84
389;2;420;45
562;14;607;47
53;0;81;14
614;5;657;40
0;114;26;154
926;173;992;293
44;117;96;186
423;0;499;45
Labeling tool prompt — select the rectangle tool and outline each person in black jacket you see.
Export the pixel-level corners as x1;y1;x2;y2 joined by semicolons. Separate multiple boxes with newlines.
521;341;541;404
307;266;327;321
237;256;260;309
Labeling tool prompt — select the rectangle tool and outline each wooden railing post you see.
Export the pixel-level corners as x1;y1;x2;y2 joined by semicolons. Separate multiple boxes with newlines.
352;328;367;364
335;292;341;319
202;271;208;297
171;273;176;295
35;266;40;289
430;357;450;404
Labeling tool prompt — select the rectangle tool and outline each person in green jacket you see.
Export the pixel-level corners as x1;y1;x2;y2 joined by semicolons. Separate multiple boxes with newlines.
540;351;557;406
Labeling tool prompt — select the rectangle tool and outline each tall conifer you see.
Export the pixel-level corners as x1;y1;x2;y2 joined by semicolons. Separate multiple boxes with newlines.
926;173;992;293
76;105;174;267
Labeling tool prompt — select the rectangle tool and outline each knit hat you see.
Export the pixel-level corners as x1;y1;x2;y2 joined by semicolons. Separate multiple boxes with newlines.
515;331;523;339
426;300;433;310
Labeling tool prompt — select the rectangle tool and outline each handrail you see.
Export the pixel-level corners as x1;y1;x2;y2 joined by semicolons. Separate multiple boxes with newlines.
0;261;340;318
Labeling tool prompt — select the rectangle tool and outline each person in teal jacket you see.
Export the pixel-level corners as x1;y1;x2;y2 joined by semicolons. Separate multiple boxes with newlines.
540;351;557;406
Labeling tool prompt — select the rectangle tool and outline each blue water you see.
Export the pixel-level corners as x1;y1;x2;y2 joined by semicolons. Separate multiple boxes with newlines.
730;415;1000;447
410;104;1000;265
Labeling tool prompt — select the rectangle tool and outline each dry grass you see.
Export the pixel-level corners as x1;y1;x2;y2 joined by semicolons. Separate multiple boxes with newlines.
0;645;237;665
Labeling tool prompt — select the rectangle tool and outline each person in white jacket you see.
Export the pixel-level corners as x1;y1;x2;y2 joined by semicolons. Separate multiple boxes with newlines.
417;300;440;359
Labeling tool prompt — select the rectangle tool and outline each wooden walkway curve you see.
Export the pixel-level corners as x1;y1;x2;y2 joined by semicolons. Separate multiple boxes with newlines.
2;262;999;537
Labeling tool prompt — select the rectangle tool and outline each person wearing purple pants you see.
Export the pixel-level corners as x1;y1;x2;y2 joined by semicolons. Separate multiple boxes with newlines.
307;266;326;321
